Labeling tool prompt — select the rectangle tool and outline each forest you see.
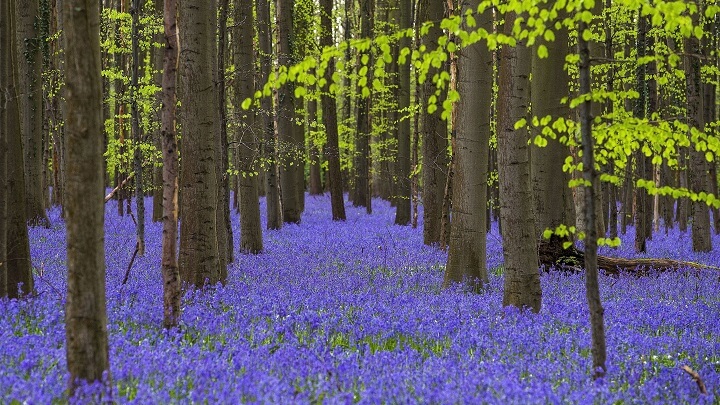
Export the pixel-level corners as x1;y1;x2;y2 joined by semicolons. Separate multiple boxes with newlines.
1;0;719;402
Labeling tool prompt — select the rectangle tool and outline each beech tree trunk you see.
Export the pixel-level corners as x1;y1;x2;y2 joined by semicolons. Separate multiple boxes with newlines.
216;0;231;269
15;0;49;227
0;1;9;298
257;0;282;229
131;0;145;256
443;2;491;289
498;13;541;312
160;0;180;329
178;0;224;287
151;0;164;223
62;0;110;392
4;0;33;299
394;0;412;225
319;0;346;221
235;0;263;253
353;0;372;213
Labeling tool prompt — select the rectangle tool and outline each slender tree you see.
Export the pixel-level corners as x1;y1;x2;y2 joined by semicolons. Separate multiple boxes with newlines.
62;0;110;391
419;0;449;245
0;0;9;298
257;0;282;229
151;0;164;223
160;0;180;329
498;12;541;312
443;2;491;289
394;0;412;225
235;0;263;253
216;0;232;267
178;0;225;287
319;0;346;221
130;0;145;256
4;0;33;299
354;0;373;213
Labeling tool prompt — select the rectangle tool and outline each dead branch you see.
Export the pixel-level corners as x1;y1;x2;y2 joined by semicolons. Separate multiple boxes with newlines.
680;365;707;395
104;172;135;203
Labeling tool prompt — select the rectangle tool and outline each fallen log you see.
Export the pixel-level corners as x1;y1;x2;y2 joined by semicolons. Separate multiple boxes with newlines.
104;172;135;203
538;238;718;276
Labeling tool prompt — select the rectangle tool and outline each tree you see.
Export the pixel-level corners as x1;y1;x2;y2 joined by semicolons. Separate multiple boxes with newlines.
160;0;180;329
277;0;302;224
235;0;263;253
62;0;110;391
15;0;49;227
130;0;145;256
178;0;225;287
216;0;232;267
257;0;282;229
498;12;541;312
419;0;449;245
443;2;491;289
0;0;9;298
353;0;373;213
319;0;346;221
3;0;33;299
394;0;412;226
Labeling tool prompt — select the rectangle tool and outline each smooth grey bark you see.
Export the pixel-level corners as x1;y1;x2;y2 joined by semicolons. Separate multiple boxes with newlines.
394;0;412;225
4;0;33;299
235;0;263;253
257;0;282;229
15;0;49;227
151;0;164;223
308;95;323;195
579;16;607;380
353;0;372;213
160;0;180;329
131;0;145;256
419;0;448;245
530;8;574;242
62;0;110;392
178;0;225;287
633;14;652;253
498;13;541;313
684;14;712;252
276;0;302;223
319;0;346;221
443;2;491;289
0;1;9;298
216;0;231;269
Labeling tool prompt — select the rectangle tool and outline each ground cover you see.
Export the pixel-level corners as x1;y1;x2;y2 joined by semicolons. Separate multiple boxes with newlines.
1;194;719;403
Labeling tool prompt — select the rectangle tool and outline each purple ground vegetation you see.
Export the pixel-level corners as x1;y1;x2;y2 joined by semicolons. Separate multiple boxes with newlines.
1;194;719;403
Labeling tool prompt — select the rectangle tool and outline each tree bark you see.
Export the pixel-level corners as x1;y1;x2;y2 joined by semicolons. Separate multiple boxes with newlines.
235;0;263;253
216;0;231;269
0;1;9;298
131;0;145;256
62;0;110;392
319;0;346;221
419;0;449;245
443;2;491;289
4;0;33;299
353;0;373;213
151;0;164;223
15;0;49;227
498;12;541;312
394;0;412;225
178;0;224;287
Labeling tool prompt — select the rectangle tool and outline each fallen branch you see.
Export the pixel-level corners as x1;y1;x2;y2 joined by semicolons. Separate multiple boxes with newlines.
538;239;719;276
104;172;135;203
122;241;139;285
680;365;707;395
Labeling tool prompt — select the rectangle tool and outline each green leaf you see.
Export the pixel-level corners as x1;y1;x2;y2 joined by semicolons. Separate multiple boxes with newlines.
241;98;252;110
543;229;553;239
514;118;527;130
563;241;573;249
294;86;307;98
537;44;548;59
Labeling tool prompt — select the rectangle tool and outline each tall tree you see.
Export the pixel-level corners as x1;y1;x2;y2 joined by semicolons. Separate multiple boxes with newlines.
443;2;491;289
130;0;145;255
15;0;49;226
633;13;652;253
4;0;33;299
578;11;606;380
216;0;232;267
151;0;164;223
419;0;449;245
685;9;712;252
257;0;282;229
319;0;346;221
353;0;373;213
394;0;412;225
498;12;541;312
235;0;263;253
160;0;180;329
178;0;225;286
62;0;110;391
277;0;302;223
0;0;9;298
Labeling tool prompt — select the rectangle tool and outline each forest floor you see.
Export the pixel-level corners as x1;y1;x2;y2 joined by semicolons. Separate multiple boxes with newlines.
2;194;720;403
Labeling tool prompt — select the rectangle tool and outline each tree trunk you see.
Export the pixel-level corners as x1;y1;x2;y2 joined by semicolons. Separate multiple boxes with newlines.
4;0;33;299
0;1;9;298
131;0;145;256
443;3;491;289
160;0;180;329
178;0;224;287
419;0;448;245
257;0;282;229
235;0;263;254
15;0;49;227
308;96;323;195
353;0;372;213
498;12;541;312
216;0;231;269
319;0;346;221
394;0;412;225
276;0;302;223
684;13;712;252
62;0;110;392
151;0;164;222
578;14;606;380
